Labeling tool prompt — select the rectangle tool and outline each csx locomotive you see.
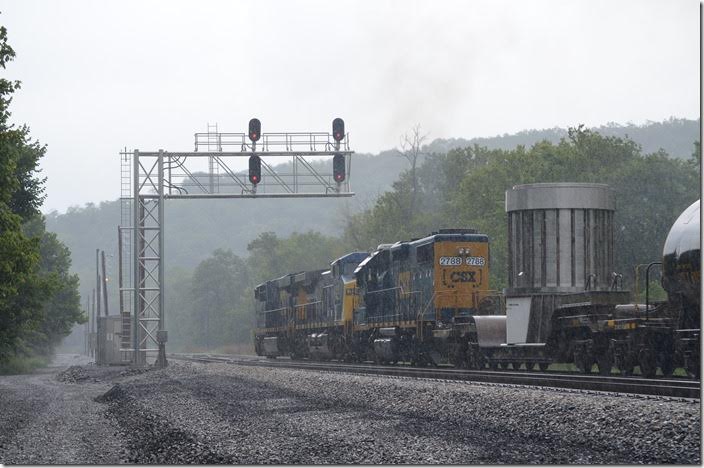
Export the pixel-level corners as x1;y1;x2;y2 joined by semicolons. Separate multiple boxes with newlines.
253;229;499;365
253;183;700;378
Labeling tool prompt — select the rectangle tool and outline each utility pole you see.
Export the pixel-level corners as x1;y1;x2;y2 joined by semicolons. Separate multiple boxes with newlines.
96;249;101;317
91;288;96;357
101;250;109;316
84;296;90;356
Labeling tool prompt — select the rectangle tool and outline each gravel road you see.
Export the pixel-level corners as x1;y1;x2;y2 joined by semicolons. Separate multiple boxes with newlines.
0;354;700;464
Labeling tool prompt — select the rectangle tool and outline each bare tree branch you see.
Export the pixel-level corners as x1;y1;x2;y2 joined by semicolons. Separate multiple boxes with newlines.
394;124;429;217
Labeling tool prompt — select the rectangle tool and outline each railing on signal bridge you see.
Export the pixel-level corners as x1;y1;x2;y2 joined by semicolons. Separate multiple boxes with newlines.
193;132;350;153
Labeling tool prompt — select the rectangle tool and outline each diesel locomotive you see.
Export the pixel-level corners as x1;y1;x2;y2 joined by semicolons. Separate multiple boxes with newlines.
253;229;500;365
252;183;700;377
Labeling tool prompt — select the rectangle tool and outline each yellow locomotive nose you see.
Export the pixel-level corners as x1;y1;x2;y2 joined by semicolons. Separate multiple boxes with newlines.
434;239;490;320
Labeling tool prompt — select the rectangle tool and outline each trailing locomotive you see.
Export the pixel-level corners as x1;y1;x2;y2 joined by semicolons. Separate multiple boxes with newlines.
253;229;501;365
252;184;700;378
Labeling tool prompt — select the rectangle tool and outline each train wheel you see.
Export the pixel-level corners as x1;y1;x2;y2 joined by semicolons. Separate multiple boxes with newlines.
574;352;592;374
657;353;674;377
538;362;549;371
619;364;634;376
614;352;633;376
512;362;522;370
687;361;701;379
597;352;613;376
489;361;498;370
638;348;657;378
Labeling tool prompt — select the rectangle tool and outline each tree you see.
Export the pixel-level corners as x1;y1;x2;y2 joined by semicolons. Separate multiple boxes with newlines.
0;23;84;371
22;217;85;357
247;231;346;283
168;249;252;350
395;124;429;218
0;24;47;364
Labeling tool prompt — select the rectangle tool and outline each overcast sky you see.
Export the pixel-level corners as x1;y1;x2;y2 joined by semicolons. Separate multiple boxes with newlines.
1;0;700;213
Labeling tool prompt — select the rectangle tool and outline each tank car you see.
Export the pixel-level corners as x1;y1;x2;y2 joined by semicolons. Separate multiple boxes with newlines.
661;199;700;377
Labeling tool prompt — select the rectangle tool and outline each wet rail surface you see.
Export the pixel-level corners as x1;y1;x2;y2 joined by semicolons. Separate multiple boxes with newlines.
168;353;701;400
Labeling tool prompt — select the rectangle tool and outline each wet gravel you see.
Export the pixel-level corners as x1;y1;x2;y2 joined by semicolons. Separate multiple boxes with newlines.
0;355;700;464
0;355;128;464
102;361;700;464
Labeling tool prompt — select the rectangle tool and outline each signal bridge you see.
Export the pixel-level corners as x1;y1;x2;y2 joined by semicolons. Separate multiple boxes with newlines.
118;119;354;368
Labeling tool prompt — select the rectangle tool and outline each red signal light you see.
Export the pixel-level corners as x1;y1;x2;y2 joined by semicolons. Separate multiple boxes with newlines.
248;118;261;142
249;155;261;185
332;118;344;142
333;153;345;182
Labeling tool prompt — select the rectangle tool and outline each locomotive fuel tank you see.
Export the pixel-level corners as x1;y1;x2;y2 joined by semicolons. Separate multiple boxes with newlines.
262;336;281;357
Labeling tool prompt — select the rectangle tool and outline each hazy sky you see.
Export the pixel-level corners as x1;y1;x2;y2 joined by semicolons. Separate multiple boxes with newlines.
1;0;700;213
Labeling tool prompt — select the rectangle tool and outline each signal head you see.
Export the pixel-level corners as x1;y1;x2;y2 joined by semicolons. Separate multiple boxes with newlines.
249;154;261;185
332;118;345;142
248;118;261;142
333;153;345;182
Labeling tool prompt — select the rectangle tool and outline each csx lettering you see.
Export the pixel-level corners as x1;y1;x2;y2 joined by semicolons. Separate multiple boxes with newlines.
450;271;476;283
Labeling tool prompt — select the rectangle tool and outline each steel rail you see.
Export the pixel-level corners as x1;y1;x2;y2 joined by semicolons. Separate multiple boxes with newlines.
168;353;700;399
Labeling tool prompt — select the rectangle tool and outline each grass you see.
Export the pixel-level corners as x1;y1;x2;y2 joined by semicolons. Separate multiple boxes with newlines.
0;355;51;375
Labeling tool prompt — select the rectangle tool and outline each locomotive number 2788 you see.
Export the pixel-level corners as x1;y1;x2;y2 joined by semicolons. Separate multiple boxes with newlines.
439;256;486;266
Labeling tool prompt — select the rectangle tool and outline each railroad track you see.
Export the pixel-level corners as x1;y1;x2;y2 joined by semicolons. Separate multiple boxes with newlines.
168;353;701;399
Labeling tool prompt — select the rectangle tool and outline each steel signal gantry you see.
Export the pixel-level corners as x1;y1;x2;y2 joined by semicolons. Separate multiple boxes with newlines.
118;119;354;367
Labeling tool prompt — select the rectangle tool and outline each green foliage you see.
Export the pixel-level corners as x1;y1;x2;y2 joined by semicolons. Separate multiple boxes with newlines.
0;25;20;131
0;353;50;375
167;249;251;350
0;23;84;370
0;207;46;362
247;231;347;284
23;217;86;355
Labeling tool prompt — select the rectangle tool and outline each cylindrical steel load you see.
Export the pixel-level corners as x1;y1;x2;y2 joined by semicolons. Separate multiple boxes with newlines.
505;183;615;294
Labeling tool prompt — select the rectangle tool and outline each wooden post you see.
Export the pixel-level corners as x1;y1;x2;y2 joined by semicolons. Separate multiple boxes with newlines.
96;249;101;317
101;250;109;316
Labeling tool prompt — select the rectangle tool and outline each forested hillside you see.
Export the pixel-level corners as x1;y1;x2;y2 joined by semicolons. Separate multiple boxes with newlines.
52;118;700;352
429;118;699;159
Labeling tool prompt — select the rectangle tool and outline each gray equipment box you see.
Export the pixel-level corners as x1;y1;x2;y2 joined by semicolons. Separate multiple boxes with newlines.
96;315;131;365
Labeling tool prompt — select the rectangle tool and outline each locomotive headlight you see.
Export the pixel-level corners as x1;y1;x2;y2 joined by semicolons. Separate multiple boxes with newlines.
458;248;465;255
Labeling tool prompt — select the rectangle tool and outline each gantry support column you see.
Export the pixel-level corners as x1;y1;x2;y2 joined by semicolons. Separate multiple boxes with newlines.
132;149;166;367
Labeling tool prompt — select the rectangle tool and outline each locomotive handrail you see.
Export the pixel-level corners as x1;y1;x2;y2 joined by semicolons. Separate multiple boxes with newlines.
416;292;436;340
365;285;403;295
259;306;290;329
294;300;322;308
